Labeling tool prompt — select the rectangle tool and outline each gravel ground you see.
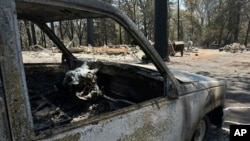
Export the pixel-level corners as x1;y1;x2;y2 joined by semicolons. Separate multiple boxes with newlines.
22;48;250;141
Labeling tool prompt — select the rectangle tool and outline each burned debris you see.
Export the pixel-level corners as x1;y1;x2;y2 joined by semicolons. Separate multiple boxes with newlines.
25;63;110;135
63;62;101;101
219;43;246;53
168;41;185;56
25;61;163;135
53;46;130;55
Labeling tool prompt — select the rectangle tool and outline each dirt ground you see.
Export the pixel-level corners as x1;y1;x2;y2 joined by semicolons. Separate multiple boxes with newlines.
22;48;250;141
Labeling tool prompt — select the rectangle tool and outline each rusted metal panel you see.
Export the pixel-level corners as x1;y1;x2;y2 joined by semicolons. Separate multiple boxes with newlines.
0;0;33;140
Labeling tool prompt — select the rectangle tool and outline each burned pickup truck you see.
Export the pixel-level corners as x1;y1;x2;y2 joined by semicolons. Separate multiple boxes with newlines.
0;0;226;141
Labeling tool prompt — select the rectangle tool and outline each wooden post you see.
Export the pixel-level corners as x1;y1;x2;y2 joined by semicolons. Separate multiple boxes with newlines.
177;0;180;41
87;18;95;46
154;0;169;61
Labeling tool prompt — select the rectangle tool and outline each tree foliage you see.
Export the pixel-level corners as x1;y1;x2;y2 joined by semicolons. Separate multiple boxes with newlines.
18;0;250;50
183;0;250;46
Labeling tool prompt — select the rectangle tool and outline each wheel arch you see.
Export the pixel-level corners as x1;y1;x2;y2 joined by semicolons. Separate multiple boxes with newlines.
207;106;224;128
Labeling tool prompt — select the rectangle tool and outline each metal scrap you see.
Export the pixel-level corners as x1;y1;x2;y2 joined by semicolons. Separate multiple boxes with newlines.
63;62;101;100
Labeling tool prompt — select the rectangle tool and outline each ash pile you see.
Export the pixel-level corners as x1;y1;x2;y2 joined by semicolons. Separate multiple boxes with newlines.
219;43;246;53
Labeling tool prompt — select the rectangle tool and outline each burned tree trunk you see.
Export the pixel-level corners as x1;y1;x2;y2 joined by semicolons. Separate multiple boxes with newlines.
50;22;55;33
59;21;64;40
87;18;95;46
31;23;37;45
154;0;169;61
75;19;86;46
244;20;250;46
65;20;75;47
40;30;46;48
24;21;32;47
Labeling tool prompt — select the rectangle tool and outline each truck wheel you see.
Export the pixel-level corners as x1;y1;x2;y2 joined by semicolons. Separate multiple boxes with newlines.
192;116;210;141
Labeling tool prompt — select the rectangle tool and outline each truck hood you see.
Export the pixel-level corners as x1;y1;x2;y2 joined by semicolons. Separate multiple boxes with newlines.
170;69;226;89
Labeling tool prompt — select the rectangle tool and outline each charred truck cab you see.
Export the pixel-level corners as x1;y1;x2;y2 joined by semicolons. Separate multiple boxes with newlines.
0;0;226;141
